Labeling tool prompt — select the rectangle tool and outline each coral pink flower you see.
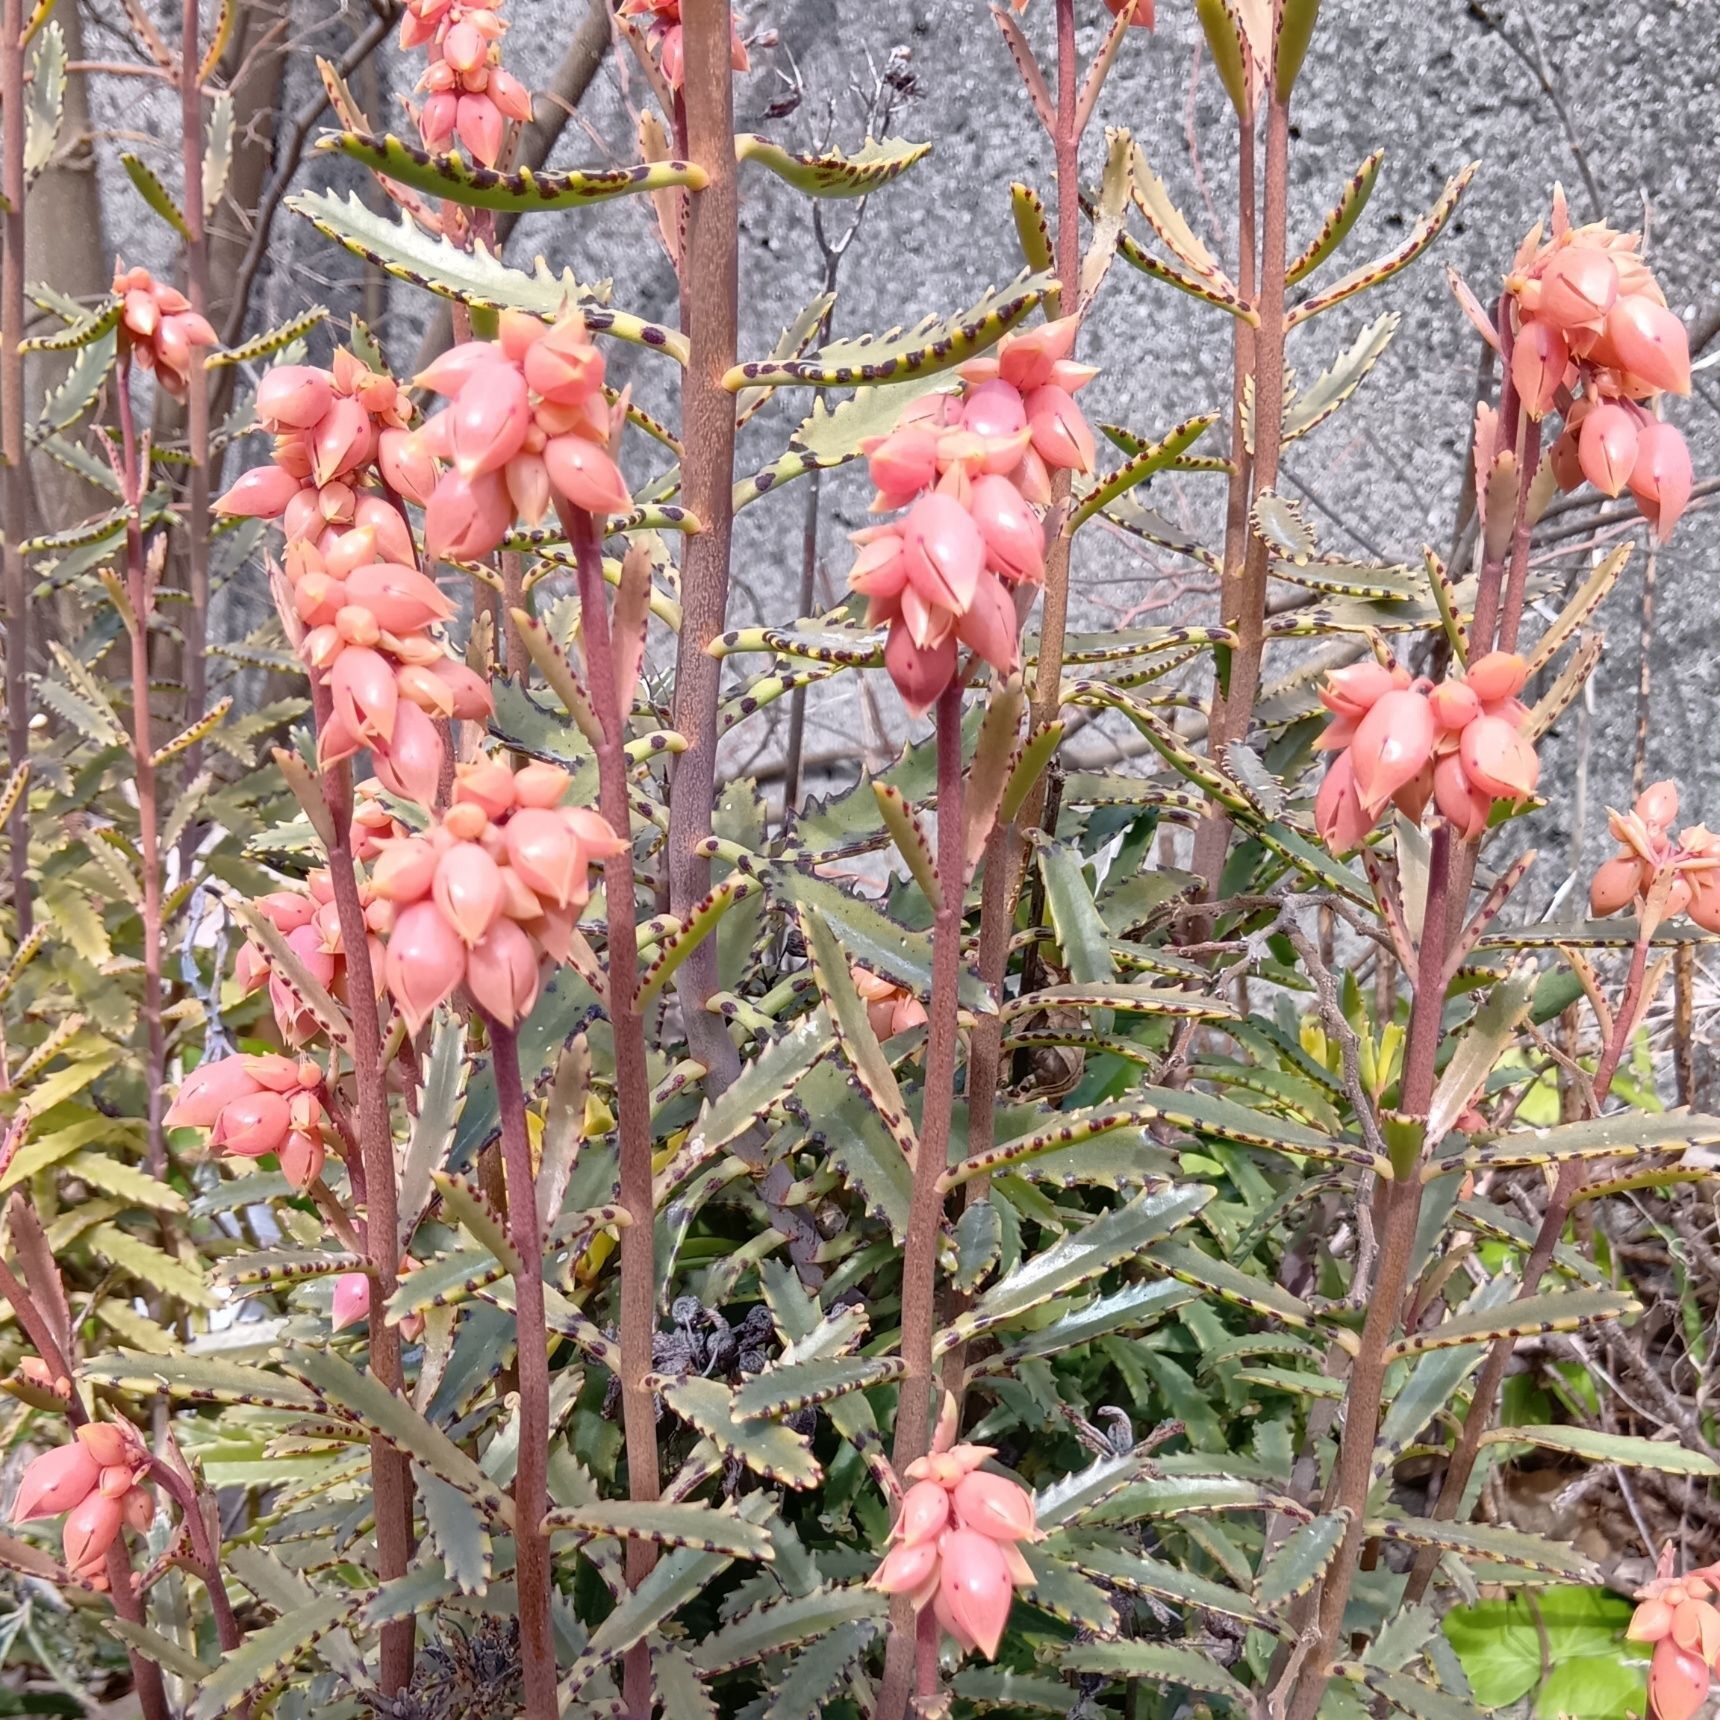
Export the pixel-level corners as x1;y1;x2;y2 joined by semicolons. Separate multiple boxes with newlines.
113;262;216;399
936;1530;1016;1660
1606;295;1693;396
385;900;469;1033
1631;1552;1720;1720
1578;402;1639;496
11;1443;101;1524
853;967;929;1041
1629;420;1694;542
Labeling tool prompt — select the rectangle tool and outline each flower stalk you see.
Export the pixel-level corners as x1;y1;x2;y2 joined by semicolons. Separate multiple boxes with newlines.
2;0;30;936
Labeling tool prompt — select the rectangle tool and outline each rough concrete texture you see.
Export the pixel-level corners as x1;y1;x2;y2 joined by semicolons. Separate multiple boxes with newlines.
92;1;1720;911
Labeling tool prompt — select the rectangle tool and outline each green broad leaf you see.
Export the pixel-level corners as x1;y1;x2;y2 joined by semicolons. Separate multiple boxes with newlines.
288;1348;510;1516
952;1197;1003;1291
724;269;1055;390
1478;1423;1720;1475
760;1619;878;1720
947;1184;1211;1344
1256;1511;1349;1609
1036;840;1117;989
398;1012;465;1251
288;188;682;361
559;1496;774;1696
1383;1290;1638;1361
1378;1276;1518;1466
736;132;930;197
941;1103;1177;1191
1287;162;1478;328
690;1584;885;1675
1019;1545;1121;1634
1072;412;1221;530
658;1376;821;1488
1439;1110;1720;1172
120;151;190;238
1426;970;1537;1144
789;1059;914;1243
19;294;121;354
1444;1587;1638;1715
1369;1601;1442;1674
1059;1640;1252;1705
1061;1542;1269;1626
104;1619;213;1684
638;878;765;1010
1283;311;1399;442
323;131;707;211
542;1500;773;1560
1366;1517;1598;1581
207;305;328;370
1534;1654;1645;1720
685;1010;835;1162
203;87;234;214
188;1595;355;1719
82;1349;322;1411
1287;148;1385;284
1362;1670;1492;1720
417;1468;492;1595
88;1224;212;1306
1000;981;1234;1025
951;1667;1079;1713
210;1248;360;1291
1144;1239;1320;1331
987;1279;1191;1370
732;1356;905;1420
33;329;116;442
24;20;64;177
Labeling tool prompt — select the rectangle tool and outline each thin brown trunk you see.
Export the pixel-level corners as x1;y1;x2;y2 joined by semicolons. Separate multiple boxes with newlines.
2;0;31;935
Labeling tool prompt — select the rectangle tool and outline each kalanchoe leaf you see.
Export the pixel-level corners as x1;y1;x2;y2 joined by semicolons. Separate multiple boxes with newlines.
24;21;64;181
1071;412;1221;529
187;1596;359;1720
417;1469;493;1596
1019;1545;1123;1635
397;1013;466;1252
542;1500;775;1560
31;330;116;444
198;0;237;82
1476;1424;1720;1476
1526;543;1628;675
1010;182;1057;291
432;1170;525;1279
1288;148;1385;285
1282;312;1400;442
1274;0;1324;99
81;1350;324;1412
1143;1240;1328;1336
757;1619;879;1720
638;879;766;1010
230;895;354;1050
321;131;709;211
1525;632;1603;742
1381;1287;1637;1361
1256;1511;1350;1609
211;1248;364;1291
731;1356;905;1420
1363;1517;1598;1581
1061;1639;1254;1704
794;1058;914;1242
119;152;191;239
1080;127;1136;312
105;1619;215;1685
735;132;931;198
989;4;1056;131
656;1376;821;1489
872;783;942;909
1433;1110;1720;1172
1065;1542;1274;1628
719;665;838;733
203;87;234;216
723;270;1055;390
206;305;328;370
387;1248;508;1318
1287;163;1478;328
1128;142;1233;289
1112;222;1260;322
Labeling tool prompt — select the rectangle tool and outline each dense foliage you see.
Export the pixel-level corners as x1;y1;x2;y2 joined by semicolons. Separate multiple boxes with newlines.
0;2;1714;1718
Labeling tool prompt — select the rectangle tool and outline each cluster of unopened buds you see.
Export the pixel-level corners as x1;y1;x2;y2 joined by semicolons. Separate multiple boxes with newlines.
1505;211;1693;541
869;1404;1040;1660
112;261;216;400
416;311;631;561
1629;1551;1720;1720
370;756;623;1032
1314;651;1541;852
9;1422;153;1589
617;0;750;91
165;1053;332;1189
1589;780;1720;933
854;966;928;1041
401;0;531;167
849;315;1096;714
216;351;494;800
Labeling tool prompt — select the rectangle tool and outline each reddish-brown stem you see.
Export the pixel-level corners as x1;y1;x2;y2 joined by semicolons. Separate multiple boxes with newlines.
562;502;659;1718
1194;91;1287;896
878;681;966;1720
307;683;415;1693
146;1454;244;1655
1403;921;1656;1602
0;1255;170;1720
2;0;31;936
115;364;167;1195
483;1015;557;1717
1283;823;1455;1720
177;0;212;853
665;2;742;1091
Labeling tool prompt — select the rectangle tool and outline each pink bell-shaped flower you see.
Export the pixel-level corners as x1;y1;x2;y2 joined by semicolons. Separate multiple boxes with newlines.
165;1054;261;1128
1463;651;1528;705
885;622;957;718
456;93;506;169
330;645;399;746
1510;319;1567;419
451;362;531;479
464;918;541;1026
954;570;1023;677
62;1491;123;1572
1649;1638;1711;1720
371;700;446;810
11;1443;100;1524
952;1470;1039;1543
1537;247;1619;330
256;365;334;430
379;427;438;505
1578;402;1639;497
331;1271;372;1333
869;1538;940;1603
1024;385;1095;473
866;426;940;505
433;843;506;947
385;900;468;1033
370;835;440;904
504;808;583;907
1607;295;1692;396
215;463;302;520
543;435;631;517
345;564;454;633
1629;420;1694;543
1349;688;1436;816
893;1479;952;1548
1458;715;1540;802
1315;751;1372;854
968;473;1045;583
424;468;515;561
523;318;604;405
213;1090;292;1158
936;1528;1016;1661
901;492;983;614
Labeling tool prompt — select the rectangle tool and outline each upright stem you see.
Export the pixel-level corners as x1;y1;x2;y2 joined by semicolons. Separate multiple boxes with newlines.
178;0;211;845
1283;824;1455;1720
1193;91;1287;896
115;366;166;1192
2;0;30;935
665;2;741;1089
1403;924;1655;1602
309;685;415;1693
878;681;966;1720
563;503;659;1719
484;1015;556;1718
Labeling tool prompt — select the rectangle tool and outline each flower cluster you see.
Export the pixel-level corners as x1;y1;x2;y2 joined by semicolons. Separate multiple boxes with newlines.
400;0;532;167
1505;211;1694;541
848;315;1095;714
369;757;623;1033
112;262;216;400
1314;651;1541;852
9;1423;153;1590
415;311;631;562
216;350;492;801
869;1438;1040;1661
618;0;750;91
164;1053;332;1189
1630;1557;1720;1720
1589;780;1720;933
